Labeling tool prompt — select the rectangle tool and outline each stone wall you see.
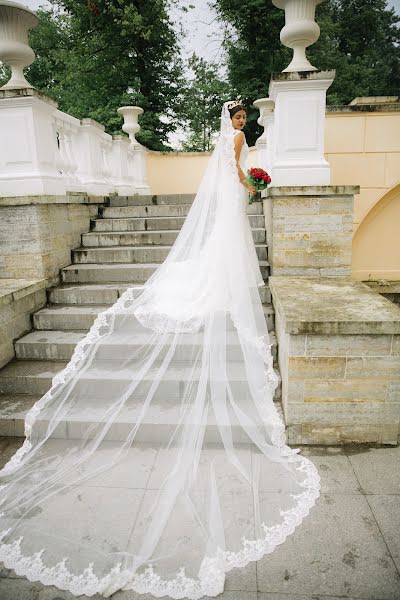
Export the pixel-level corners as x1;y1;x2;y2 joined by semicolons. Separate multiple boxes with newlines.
0;194;103;285
0;279;47;369
270;276;400;445
263;185;359;277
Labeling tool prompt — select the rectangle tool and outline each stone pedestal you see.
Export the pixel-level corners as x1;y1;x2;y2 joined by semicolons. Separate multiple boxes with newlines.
0;88;65;196
268;70;335;186
263;185;359;277
270;276;400;445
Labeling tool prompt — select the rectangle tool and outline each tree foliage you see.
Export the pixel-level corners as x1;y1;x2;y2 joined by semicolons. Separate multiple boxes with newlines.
180;54;231;152
212;0;400;146
0;1;187;150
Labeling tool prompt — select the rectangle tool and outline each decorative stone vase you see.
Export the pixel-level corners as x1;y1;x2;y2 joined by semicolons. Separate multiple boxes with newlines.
272;0;324;72
0;1;38;89
117;106;144;145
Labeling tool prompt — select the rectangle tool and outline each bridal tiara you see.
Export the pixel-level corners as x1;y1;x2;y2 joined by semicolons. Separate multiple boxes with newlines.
227;99;244;110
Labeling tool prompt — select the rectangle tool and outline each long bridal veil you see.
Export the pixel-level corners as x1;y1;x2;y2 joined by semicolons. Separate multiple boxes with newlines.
0;101;320;599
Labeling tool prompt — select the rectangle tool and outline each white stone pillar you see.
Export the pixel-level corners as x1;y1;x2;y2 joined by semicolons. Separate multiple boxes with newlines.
0;88;65;196
268;70;335;186
253;98;275;172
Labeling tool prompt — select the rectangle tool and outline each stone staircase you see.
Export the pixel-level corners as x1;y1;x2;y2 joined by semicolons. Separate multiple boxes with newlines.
0;193;281;441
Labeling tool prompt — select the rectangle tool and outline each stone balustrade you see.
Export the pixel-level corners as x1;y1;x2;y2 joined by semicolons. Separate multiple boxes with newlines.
0;88;150;197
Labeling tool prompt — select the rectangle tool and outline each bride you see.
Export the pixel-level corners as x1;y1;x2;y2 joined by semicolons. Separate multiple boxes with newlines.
0;100;320;599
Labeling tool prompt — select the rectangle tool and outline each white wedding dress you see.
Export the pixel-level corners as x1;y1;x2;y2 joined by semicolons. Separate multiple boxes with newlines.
0;102;320;599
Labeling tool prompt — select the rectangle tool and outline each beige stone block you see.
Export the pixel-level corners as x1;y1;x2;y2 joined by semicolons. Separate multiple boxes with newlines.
303;379;387;403
346;356;400;379
273;197;320;215
319;266;352;276
291;214;345;233
289;335;306;356
287;400;399;425
365;115;400;153
392;335;400;355
387;381;400;402
289;356;346;379
283;250;350;268
300;423;398;445
328;153;386;188
352;188;380;226
40;204;69;222
325;114;366;154
287;379;304;402
274;232;311;242
306;334;392;357
384;152;400;187
274;267;321;276
318;196;354;214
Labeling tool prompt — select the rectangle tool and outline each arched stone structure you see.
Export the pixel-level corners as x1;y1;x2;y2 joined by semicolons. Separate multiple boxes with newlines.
352;182;400;281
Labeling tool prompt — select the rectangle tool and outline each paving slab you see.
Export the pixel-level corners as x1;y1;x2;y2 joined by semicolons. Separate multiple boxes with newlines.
367;495;400;572
299;446;362;494
256;493;400;599
345;445;400;494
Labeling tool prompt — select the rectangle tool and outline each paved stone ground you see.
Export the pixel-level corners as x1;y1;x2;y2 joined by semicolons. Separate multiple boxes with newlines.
0;437;399;600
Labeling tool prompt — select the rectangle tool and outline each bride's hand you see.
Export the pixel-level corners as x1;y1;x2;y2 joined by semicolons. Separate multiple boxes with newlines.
246;183;257;195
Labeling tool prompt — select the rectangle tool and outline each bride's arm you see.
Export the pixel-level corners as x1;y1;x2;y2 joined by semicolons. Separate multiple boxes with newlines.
234;132;256;193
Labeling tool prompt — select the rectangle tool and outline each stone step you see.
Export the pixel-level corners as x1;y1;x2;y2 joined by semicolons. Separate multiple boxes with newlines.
15;329;278;363
61;262;270;284
32;302;275;332
91;214;265;232
82;228;266;247
61;263;159;284
102;202;263;219
48;283;272;305
72;244;268;264
107;193;196;207
0;390;283;442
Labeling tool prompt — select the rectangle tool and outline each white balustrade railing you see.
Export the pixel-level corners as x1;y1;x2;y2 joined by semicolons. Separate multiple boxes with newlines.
0;1;151;198
0;88;151;197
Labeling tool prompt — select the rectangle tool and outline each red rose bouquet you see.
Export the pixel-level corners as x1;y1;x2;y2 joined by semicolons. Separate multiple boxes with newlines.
245;167;271;204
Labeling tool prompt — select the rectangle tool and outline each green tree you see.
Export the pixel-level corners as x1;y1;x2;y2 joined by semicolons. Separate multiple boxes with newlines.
212;0;400;144
180;54;231;152
0;1;187;150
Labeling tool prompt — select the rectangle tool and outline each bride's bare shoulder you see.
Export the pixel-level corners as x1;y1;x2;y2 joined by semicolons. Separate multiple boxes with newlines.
233;130;245;147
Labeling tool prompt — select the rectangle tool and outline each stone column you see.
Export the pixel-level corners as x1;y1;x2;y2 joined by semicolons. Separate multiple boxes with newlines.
263;185;359;277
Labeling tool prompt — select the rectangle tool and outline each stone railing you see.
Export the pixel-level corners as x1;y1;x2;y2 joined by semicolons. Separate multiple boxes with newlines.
0;88;150;197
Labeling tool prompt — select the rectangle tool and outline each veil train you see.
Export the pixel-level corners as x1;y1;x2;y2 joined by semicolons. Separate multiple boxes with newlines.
0;101;320;599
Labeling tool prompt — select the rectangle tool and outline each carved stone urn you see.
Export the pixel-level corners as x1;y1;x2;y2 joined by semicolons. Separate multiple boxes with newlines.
272;0;324;72
117;106;144;145
0;1;38;89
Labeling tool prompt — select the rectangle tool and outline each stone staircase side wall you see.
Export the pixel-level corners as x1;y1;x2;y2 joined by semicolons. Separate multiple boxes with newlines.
0;195;104;285
0;280;47;369
262;185;360;277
